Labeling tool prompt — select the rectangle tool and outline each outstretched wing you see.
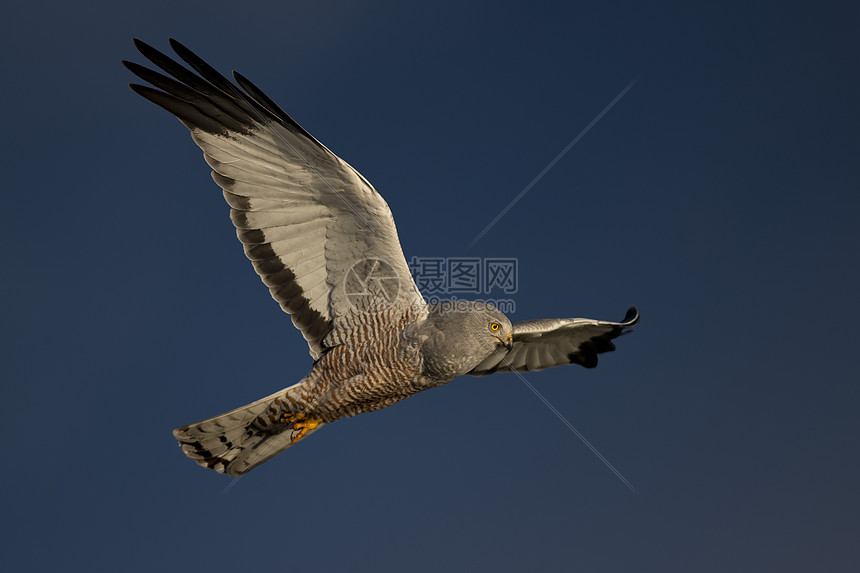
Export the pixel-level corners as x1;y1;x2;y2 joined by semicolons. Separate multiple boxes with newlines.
123;39;423;359
470;307;639;375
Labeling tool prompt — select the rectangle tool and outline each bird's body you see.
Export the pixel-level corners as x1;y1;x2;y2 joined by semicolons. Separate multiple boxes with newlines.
174;302;515;475
124;39;640;476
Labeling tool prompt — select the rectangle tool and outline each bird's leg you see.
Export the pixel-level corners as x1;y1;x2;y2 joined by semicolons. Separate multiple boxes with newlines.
279;411;323;443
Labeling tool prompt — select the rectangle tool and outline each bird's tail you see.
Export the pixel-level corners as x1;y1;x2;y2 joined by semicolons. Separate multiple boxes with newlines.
172;381;325;476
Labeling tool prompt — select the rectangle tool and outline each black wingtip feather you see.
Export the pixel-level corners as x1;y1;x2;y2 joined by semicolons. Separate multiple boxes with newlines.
129;83;232;134
232;70;320;144
569;351;599;369
622;306;639;326
126;37;328;145
168;38;244;100
124;60;200;102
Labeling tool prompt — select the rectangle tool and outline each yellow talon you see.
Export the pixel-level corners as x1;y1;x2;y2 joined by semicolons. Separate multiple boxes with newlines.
291;419;321;443
278;412;322;443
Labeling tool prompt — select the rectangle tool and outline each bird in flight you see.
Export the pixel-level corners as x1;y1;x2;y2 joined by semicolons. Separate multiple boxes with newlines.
124;39;639;476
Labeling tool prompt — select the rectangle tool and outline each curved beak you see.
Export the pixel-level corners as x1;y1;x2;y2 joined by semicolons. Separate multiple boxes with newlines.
494;332;514;351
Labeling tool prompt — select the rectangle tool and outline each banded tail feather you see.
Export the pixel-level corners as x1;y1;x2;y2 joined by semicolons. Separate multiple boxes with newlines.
172;381;325;476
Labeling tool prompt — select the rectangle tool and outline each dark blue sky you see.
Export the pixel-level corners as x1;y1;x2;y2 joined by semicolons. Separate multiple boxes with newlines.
3;1;859;571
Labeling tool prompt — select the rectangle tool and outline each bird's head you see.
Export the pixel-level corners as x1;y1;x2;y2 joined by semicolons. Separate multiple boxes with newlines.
420;300;513;380
486;313;514;351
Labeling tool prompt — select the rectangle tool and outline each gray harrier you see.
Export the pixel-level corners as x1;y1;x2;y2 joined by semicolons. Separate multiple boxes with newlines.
124;39;639;476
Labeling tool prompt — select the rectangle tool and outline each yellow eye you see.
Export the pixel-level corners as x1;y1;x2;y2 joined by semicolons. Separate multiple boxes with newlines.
490;322;500;331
